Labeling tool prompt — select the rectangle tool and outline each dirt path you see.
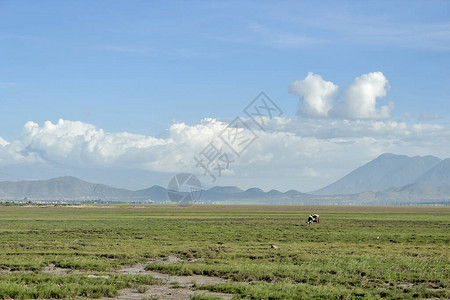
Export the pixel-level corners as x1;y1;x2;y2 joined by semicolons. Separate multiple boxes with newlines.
116;259;233;300
115;283;233;300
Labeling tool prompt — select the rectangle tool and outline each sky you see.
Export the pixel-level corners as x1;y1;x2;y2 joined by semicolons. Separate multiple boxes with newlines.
0;0;449;192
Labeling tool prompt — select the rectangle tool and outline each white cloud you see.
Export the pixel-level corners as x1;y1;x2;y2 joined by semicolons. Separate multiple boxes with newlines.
333;72;393;119
0;137;8;147
289;72;339;118
290;72;394;120
21;119;168;167
0;139;42;166
1;119;229;173
0;117;449;191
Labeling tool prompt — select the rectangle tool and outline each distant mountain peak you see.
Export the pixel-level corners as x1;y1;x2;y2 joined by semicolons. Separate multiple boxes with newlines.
313;153;442;195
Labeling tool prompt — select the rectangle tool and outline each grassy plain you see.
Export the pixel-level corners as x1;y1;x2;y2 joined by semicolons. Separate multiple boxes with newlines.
0;205;448;299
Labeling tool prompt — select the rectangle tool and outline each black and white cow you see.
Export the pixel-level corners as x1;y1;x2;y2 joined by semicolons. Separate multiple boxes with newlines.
306;214;320;225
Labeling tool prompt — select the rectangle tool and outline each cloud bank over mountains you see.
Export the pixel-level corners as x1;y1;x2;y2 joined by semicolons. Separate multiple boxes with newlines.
289;72;394;119
0;72;447;191
0;118;449;191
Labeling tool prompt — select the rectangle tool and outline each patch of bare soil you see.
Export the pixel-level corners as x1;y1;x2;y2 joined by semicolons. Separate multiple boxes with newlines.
42;264;83;275
116;256;233;300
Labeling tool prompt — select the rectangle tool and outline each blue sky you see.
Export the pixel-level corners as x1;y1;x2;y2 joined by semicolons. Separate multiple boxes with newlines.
0;1;449;191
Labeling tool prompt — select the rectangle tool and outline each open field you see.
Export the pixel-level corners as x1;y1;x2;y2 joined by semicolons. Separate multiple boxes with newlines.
0;205;448;299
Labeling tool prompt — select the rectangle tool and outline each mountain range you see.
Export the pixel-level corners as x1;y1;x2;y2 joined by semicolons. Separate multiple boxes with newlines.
0;153;448;205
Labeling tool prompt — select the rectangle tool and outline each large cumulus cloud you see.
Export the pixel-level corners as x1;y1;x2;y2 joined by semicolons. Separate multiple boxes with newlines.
290;71;394;119
12;118;229;172
21;119;168;167
289;72;339;118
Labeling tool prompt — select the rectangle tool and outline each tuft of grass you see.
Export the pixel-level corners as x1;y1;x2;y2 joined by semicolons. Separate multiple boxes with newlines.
137;285;149;293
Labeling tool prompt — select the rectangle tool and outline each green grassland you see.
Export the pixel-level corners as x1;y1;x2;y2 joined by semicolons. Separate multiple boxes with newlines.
0;205;448;299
